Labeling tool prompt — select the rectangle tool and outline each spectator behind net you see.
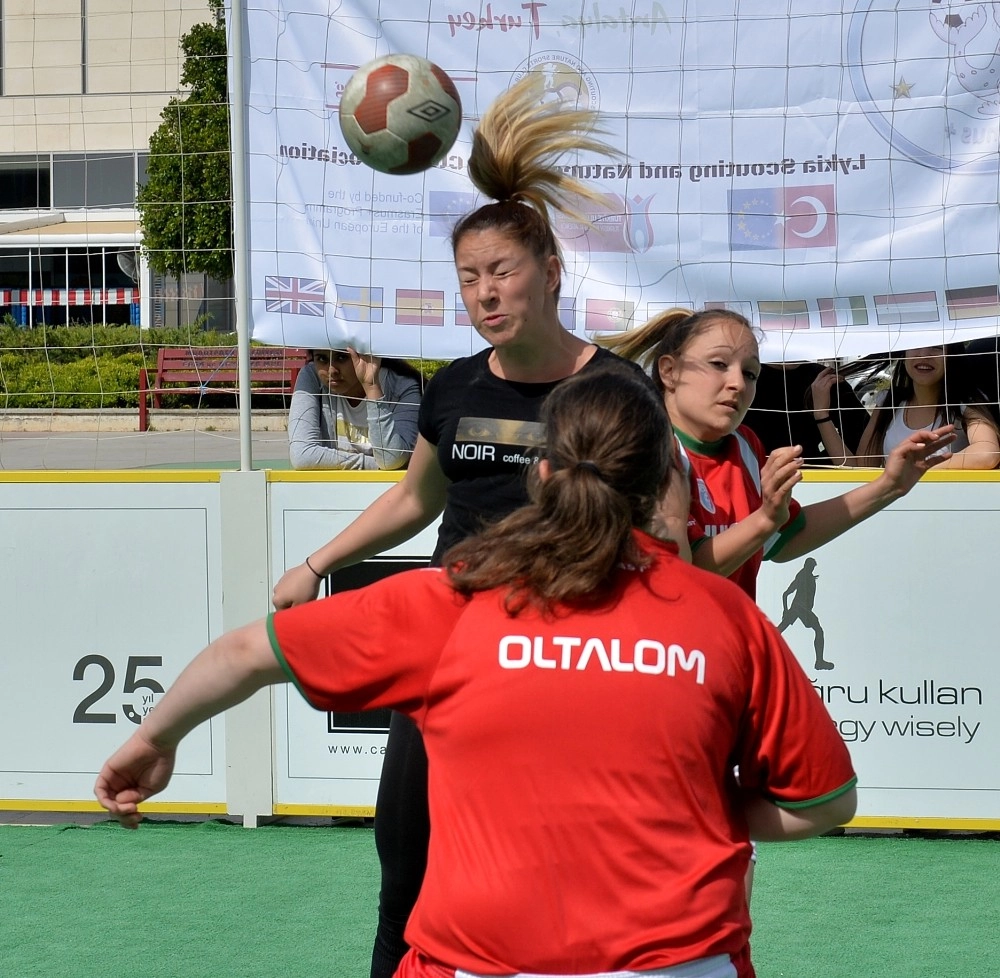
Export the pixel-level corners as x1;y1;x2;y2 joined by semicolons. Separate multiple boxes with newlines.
743;360;868;465
288;348;421;470
812;343;1000;469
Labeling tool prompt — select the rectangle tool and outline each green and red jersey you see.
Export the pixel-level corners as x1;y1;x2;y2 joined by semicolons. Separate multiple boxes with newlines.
677;425;805;600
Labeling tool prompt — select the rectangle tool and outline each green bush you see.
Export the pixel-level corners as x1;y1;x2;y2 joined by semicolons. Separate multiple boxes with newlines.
2;354;146;408
0;324;239;360
0;324;443;408
0;326;238;408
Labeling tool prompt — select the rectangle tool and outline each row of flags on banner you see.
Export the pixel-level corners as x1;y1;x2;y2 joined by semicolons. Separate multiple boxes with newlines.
264;276;1000;333
263;276;636;331
747;287;1000;329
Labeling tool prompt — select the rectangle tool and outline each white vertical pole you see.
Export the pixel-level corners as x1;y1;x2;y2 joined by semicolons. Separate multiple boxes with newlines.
228;0;253;471
138;250;151;329
220;471;274;827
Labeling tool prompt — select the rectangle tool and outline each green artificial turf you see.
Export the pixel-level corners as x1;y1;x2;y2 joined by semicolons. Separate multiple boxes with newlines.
1;822;995;977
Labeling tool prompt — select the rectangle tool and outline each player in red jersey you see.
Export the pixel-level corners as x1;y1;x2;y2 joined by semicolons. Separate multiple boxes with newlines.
95;364;856;978
601;308;957;603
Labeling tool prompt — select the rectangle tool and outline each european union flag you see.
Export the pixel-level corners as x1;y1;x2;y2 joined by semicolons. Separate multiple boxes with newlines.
729;188;784;251
428;191;476;237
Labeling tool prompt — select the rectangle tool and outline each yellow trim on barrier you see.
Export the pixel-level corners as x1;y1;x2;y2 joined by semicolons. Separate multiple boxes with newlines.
2;802;995;829
273;803;376;818
0;799;228;814
847;816;1000;831
0;470;221;483
799;467;1000;483
266;470;405;483
0;470;403;484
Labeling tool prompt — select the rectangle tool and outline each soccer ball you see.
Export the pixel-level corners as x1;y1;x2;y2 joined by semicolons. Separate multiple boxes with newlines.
339;54;462;175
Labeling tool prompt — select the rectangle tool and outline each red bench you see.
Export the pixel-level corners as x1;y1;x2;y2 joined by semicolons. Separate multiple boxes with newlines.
138;345;307;431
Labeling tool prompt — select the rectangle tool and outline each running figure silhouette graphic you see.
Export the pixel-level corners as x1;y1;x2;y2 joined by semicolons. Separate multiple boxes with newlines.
777;558;832;671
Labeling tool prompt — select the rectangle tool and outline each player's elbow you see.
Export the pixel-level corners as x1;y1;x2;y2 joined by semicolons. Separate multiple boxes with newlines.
810;786;858;833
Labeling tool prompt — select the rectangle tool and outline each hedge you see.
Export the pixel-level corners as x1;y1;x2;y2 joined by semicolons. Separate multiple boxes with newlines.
0;325;241;409
0;324;444;409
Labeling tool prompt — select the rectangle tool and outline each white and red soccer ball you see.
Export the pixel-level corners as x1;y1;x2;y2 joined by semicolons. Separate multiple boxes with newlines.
339;54;462;175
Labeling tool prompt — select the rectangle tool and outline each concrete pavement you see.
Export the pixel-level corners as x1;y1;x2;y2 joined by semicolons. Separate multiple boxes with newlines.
0;427;292;470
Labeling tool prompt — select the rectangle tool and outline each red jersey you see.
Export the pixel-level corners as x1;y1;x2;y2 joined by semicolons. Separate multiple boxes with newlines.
677;425;805;600
268;532;854;978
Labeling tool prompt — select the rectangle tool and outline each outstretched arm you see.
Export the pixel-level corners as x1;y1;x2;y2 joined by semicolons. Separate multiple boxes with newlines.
926;410;1000;470
773;425;957;561
94;621;284;828
272;434;448;608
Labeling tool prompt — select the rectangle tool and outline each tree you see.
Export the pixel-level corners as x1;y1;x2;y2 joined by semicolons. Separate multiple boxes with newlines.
137;0;232;282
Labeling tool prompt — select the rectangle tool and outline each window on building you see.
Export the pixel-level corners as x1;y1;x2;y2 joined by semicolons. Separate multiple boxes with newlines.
0;246;139;327
0;156;52;209
52;153;137;208
34;249;66;290
0;250;30;289
152;271;234;331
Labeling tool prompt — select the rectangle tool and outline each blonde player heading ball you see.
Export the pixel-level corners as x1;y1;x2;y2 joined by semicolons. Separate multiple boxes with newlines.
96;363;857;978
274;70;658;978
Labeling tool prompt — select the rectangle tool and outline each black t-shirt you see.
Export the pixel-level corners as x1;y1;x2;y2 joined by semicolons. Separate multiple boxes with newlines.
743;363;869;464
419;345;639;562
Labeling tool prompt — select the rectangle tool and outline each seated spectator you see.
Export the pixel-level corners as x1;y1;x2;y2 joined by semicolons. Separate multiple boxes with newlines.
812;343;1000;469
743;361;868;465
288;349;421;470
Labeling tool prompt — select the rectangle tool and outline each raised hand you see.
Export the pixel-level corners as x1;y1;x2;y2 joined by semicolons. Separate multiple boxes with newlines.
882;425;958;496
759;445;804;529
348;347;384;399
809;367;840;417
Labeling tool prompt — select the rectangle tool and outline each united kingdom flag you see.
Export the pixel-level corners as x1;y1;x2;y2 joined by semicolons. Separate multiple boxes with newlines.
263;275;326;316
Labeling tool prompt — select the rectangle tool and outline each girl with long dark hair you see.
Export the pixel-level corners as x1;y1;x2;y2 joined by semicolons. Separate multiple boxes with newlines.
97;363;856;978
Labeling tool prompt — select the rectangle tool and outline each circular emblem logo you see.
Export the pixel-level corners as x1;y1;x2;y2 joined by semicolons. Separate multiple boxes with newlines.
696;478;716;515
848;0;1000;173
511;51;600;111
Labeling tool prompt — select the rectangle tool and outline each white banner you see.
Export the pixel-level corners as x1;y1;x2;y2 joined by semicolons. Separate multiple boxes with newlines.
236;0;1000;363
0;481;227;808
758;479;1000;820
268;480;440;811
3;472;996;821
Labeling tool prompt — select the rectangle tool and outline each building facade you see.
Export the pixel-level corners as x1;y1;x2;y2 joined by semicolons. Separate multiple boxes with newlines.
0;0;230;329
